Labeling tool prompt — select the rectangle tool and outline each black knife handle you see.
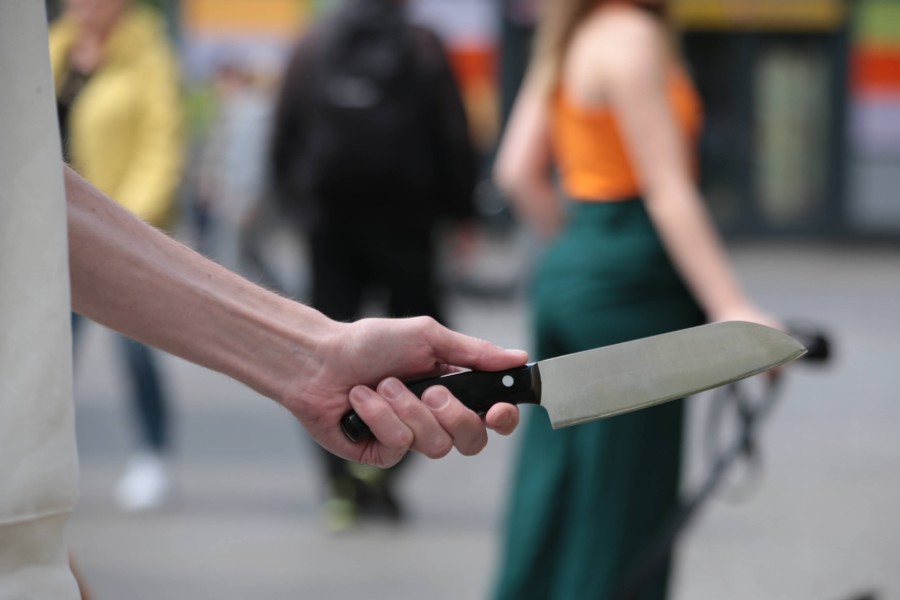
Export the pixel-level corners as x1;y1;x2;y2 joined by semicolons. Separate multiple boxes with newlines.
341;363;542;443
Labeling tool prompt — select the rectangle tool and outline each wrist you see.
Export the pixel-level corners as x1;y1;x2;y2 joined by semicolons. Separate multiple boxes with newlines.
696;280;752;324
707;304;784;331
247;297;340;404
190;273;338;406
706;298;753;323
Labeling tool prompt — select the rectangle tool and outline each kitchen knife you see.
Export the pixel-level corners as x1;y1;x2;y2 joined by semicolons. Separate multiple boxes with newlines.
341;321;806;442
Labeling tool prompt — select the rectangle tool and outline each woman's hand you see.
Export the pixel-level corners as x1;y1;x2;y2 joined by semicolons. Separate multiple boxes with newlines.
709;304;785;333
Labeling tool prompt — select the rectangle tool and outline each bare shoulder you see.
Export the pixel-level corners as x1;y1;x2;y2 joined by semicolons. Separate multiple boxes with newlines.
570;4;669;78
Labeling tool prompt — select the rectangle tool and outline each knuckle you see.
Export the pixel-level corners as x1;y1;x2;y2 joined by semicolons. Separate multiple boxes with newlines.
435;408;485;457
458;434;487;457
414;315;442;346
391;395;426;423
412;315;438;330
442;405;478;434
387;428;414;450
462;422;489;454
424;437;453;459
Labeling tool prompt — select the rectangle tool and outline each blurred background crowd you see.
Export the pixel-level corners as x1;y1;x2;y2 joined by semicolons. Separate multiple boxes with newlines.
45;0;900;599
46;0;900;240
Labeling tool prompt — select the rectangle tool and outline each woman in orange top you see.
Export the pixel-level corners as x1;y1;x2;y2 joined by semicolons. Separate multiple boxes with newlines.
492;1;780;598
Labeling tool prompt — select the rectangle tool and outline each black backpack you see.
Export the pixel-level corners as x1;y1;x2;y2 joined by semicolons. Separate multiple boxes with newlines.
304;0;436;211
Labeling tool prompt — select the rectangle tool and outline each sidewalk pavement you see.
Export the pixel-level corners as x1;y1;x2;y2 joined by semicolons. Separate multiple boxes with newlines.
67;240;900;600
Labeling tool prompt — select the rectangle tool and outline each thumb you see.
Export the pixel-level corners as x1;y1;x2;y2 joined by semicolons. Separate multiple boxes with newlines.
425;325;528;372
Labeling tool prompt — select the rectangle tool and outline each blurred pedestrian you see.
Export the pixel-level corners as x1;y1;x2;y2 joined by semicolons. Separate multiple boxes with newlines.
49;0;184;512
492;1;781;598
194;58;280;287
271;0;479;530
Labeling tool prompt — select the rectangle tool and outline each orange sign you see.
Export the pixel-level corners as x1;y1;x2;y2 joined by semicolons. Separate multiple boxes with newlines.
181;0;309;39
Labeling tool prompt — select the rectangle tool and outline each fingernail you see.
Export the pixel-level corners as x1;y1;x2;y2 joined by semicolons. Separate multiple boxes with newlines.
379;377;404;400
349;385;371;404
423;387;450;410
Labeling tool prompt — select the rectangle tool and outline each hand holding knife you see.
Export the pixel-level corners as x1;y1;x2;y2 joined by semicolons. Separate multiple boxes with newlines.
342;321;806;443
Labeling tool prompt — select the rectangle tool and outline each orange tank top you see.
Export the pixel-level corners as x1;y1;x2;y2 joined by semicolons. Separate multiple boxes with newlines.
551;70;703;201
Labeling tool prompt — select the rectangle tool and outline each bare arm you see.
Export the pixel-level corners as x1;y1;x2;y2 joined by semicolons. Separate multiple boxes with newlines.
494;73;565;240
601;16;778;326
66;166;525;466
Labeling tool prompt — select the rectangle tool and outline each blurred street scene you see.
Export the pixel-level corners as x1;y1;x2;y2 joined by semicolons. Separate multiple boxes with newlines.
69;241;900;600
42;0;900;598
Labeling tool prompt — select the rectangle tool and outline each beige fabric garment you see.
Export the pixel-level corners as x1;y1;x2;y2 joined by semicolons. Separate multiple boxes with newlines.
0;1;80;598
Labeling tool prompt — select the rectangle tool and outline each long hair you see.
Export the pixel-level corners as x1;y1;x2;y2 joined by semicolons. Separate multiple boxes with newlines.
529;0;668;96
530;0;598;94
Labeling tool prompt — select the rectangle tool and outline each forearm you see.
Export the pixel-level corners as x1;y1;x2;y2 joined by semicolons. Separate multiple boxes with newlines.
644;184;751;320
494;73;563;240
65;166;333;402
65;165;526;464
493;119;562;238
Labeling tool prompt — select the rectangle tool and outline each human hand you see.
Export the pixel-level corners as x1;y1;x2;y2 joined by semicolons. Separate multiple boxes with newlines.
710;304;785;333
710;305;789;379
280;316;527;467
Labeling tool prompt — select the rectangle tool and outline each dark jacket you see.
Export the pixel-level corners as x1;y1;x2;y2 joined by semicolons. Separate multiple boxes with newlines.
270;3;477;231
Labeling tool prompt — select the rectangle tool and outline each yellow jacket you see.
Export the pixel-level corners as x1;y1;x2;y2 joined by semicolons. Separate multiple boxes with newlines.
49;7;184;229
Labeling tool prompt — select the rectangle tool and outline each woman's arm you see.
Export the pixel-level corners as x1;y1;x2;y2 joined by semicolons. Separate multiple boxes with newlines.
493;73;565;240
600;14;778;326
66;167;525;466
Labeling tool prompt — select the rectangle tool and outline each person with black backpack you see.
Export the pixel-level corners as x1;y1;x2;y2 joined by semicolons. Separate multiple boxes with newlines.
270;0;479;531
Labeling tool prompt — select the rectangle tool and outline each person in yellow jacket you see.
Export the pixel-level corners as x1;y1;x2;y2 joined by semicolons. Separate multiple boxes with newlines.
49;0;185;512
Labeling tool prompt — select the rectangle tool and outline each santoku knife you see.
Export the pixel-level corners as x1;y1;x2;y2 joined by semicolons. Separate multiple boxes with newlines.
341;321;806;442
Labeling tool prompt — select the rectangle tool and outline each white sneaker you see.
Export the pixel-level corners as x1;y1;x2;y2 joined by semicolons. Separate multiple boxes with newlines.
114;452;171;512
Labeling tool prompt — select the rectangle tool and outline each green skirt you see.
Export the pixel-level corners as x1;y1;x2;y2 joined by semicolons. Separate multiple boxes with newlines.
493;199;704;600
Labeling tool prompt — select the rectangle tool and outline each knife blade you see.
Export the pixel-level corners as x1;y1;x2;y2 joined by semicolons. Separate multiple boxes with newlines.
341;321;806;442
